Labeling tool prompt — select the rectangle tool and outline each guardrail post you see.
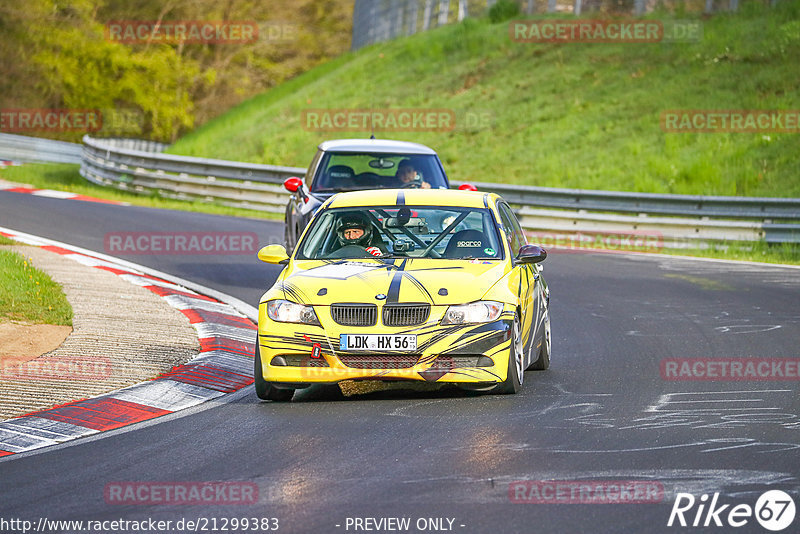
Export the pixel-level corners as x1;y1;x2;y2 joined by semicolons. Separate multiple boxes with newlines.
423;0;433;30
407;0;419;35
438;0;449;25
457;0;467;21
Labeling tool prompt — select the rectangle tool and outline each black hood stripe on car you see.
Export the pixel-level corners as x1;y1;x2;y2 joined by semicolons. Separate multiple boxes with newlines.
384;259;442;305
401;270;435;303
279;281;310;304
396;190;405;206
386;258;408;303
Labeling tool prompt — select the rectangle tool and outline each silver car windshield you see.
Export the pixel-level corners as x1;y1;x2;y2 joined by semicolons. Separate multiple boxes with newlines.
311;153;447;192
297;207;504;260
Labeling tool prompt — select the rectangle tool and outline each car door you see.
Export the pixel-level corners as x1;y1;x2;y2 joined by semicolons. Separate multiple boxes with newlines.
286;149;324;251
497;202;539;363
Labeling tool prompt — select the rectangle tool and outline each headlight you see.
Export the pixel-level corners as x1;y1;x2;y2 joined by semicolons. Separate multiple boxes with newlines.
441;301;503;325
267;300;320;326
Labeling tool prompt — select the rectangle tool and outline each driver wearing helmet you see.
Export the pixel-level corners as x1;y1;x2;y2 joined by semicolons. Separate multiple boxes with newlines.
330;212;385;258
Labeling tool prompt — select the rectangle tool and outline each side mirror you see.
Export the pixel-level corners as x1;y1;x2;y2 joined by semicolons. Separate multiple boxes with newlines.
258;244;290;265
283;177;302;192
284;177;308;202
458;183;478;191
517;244;547;264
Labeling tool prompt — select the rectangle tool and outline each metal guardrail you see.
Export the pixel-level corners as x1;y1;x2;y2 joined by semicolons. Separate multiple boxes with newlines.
4;134;799;245
79;135;305;213
0;133;83;164
470;181;800;220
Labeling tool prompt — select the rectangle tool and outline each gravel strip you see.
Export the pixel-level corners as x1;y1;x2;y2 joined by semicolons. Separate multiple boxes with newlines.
0;245;199;420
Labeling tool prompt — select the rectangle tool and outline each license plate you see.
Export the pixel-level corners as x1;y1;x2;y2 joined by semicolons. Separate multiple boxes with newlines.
339;334;417;351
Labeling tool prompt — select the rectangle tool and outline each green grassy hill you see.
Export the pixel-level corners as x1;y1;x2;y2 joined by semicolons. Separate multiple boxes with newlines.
169;2;800;197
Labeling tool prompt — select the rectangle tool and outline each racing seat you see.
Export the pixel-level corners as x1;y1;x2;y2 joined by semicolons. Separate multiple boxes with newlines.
443;229;489;258
323;165;355;190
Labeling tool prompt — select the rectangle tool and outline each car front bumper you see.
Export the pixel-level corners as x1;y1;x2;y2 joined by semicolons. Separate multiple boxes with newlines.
257;305;515;385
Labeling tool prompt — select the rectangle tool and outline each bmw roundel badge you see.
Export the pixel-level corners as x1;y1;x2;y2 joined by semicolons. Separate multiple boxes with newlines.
375;294;387;300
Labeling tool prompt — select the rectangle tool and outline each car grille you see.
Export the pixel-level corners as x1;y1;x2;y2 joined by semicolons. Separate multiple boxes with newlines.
382;304;430;327
331;304;377;327
338;354;420;369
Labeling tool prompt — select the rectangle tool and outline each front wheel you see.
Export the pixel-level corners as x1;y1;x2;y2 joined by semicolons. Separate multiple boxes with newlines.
528;310;551;371
491;315;523;394
254;338;294;401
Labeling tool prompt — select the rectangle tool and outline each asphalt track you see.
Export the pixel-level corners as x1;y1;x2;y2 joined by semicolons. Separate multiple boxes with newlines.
1;191;799;534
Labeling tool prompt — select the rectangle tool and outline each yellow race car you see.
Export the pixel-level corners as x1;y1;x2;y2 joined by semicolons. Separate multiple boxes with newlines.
255;188;550;401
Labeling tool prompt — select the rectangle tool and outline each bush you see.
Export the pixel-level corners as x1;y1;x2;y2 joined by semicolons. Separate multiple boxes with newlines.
488;0;520;23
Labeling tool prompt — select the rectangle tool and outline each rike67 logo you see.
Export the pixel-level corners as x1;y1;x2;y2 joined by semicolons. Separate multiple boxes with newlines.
668;491;796;531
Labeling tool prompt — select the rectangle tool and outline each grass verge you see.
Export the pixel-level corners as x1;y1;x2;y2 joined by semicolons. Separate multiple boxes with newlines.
0;164;282;221
662;241;800;266
0;248;73;325
168;2;800;198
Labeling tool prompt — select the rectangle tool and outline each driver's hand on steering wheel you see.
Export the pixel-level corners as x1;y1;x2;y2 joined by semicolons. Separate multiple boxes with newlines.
401;180;431;189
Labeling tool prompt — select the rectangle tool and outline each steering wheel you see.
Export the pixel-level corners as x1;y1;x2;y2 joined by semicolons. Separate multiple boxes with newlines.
400;181;422;189
326;244;372;259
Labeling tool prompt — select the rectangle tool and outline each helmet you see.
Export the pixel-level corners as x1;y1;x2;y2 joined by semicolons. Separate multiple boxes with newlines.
336;212;373;247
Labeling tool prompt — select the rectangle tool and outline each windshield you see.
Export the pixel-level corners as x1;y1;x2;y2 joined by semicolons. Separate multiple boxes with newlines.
296;206;504;260
311;152;447;192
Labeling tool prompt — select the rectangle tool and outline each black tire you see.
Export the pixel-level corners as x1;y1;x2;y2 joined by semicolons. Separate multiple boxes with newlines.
528;310;551;371
254;339;294;401
283;202;294;254
491;315;523;394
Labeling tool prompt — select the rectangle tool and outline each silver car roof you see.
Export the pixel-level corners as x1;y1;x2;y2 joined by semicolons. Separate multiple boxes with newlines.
317;138;437;155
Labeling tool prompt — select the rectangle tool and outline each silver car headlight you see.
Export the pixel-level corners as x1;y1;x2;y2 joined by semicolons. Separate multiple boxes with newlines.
267;299;320;326
441;301;504;325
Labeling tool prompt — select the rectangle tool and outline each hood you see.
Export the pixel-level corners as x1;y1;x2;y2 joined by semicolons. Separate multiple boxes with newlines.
279;258;509;306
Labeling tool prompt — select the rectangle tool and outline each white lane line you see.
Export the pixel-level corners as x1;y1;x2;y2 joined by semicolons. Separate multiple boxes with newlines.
0;417;99;441
188;350;252;375
163;294;245;316
194;323;256;343
119;273;193;291
31;190;78;199
108;380;224;412
64;252;140;273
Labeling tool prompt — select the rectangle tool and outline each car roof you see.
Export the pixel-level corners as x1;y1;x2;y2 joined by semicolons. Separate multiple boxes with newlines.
325;188;498;210
318;138;438;155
